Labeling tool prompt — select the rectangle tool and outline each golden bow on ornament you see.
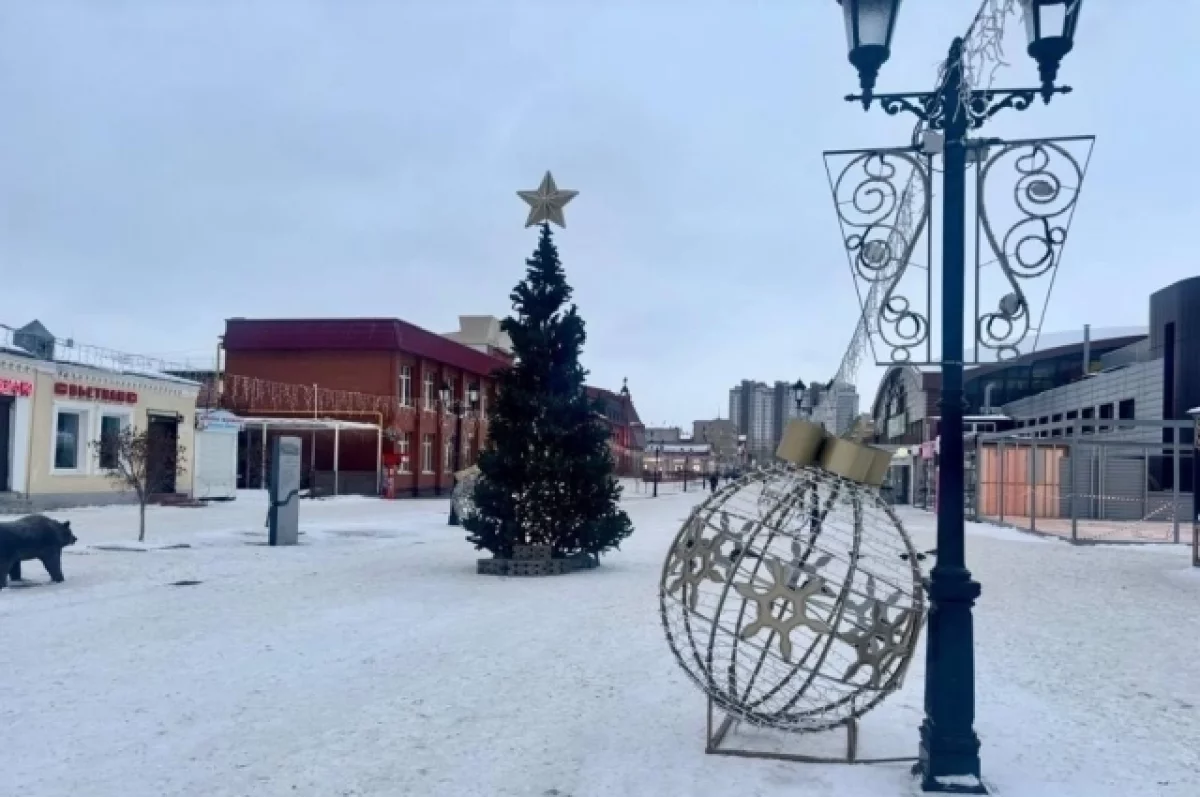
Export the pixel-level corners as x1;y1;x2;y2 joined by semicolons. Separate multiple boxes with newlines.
775;419;894;487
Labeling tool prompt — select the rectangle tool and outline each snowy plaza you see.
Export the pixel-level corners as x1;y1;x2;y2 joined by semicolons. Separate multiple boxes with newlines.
1;489;1197;797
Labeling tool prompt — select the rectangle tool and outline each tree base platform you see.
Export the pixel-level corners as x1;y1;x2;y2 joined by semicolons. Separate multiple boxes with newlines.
477;544;599;577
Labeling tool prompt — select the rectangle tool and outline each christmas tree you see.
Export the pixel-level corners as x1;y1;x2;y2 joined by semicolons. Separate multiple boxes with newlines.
464;223;633;560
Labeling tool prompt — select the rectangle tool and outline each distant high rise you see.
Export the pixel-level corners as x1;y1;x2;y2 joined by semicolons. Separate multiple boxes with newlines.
728;380;799;463
808;381;861;436
729;378;861;462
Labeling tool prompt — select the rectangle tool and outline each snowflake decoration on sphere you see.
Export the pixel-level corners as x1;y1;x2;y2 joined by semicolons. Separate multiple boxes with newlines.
659;465;925;734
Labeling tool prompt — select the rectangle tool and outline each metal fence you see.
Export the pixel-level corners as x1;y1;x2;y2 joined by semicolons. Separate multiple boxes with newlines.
975;420;1193;544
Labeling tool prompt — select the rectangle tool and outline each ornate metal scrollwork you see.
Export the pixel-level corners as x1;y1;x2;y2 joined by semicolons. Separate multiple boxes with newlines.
826;148;933;365
848;86;1072;131
976;136;1094;361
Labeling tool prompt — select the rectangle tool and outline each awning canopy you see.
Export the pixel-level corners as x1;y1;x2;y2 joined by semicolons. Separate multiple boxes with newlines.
235;416;381;432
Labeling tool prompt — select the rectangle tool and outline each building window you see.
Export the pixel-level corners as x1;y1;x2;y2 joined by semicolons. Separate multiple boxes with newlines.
1098;403;1114;432
397;432;411;473
423;371;435;410
479;386;487;417
399;366;412;407
444;438;453;473
1081;406;1095;435
421;434;434;473
98;413;130;470
53;409;86;471
1118;398;1136;430
1065;410;1078;436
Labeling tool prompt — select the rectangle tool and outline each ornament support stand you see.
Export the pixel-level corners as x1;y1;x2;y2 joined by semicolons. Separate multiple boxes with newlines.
704;695;916;766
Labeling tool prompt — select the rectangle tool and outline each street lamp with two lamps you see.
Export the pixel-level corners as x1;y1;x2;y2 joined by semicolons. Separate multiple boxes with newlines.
833;0;1083;791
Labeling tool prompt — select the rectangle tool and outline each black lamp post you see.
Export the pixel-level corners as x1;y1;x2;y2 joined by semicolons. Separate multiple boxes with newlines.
792;378;807;418
682;446;690;492
443;380;480;526
835;0;1082;792
652;442;663;498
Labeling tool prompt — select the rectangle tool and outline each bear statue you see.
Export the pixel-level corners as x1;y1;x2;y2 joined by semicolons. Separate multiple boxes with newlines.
0;515;78;590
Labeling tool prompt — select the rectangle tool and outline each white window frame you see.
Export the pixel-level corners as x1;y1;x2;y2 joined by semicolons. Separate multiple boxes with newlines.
479;386;486;417
423;371;435;411
397;432;411;473
399;366;412;407
49;402;92;475
96;410;133;472
421;433;434;474
444;437;453;473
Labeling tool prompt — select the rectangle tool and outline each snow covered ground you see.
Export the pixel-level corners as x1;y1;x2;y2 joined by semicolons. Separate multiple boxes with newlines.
1;488;1197;796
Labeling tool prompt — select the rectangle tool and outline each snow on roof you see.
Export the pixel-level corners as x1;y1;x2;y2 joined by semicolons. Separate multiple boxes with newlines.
51;345;202;387
651;443;712;454
234;416;382;432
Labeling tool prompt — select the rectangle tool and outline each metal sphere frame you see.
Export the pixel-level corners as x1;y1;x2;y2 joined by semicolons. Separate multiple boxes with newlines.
659;466;925;763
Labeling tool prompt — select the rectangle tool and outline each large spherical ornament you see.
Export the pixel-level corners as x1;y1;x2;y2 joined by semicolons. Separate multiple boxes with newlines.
659;465;925;734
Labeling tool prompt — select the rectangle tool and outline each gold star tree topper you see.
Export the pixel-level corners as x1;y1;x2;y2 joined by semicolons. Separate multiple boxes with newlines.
517;171;578;228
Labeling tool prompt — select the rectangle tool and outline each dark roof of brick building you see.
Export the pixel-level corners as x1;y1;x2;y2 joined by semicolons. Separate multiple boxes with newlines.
586;385;643;427
224;317;508;375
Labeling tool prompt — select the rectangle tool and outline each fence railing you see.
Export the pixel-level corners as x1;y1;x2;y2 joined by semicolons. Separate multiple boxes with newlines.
973;419;1194;544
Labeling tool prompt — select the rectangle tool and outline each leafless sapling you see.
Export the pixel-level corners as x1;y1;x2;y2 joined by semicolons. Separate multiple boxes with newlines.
92;425;188;542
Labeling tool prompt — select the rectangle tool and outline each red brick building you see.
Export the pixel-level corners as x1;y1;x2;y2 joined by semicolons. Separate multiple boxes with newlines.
586;381;645;477
222;318;508;497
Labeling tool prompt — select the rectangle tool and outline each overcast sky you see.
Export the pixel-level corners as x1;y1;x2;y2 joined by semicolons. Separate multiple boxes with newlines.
1;2;1193;428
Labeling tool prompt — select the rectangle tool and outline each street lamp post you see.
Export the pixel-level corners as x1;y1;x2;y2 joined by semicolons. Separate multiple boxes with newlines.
652;443;663;497
792;378;807;421
834;1;1082;791
442;380;480;526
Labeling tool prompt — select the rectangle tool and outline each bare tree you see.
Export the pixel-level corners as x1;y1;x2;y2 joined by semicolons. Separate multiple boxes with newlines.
91;426;188;542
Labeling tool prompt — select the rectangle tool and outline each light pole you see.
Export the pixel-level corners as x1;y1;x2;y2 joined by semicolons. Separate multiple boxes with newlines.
792;377;807;421
834;1;1082;791
442;380;480;526
652;442;663;498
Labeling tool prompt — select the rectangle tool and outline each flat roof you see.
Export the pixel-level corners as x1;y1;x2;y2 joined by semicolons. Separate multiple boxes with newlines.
236;416;381;432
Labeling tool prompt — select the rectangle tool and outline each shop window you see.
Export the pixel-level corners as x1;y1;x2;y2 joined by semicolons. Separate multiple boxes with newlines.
53;409;86;471
421;434;434;473
399;366;412;407
98;413;130;470
1118;398;1136;430
397;432;411;473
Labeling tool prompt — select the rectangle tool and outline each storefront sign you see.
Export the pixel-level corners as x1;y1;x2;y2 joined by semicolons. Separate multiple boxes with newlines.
196;409;243;432
0;378;33;397
54;382;138;404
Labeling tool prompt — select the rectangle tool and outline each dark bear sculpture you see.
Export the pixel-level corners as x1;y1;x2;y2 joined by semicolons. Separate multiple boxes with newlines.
0;515;78;590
